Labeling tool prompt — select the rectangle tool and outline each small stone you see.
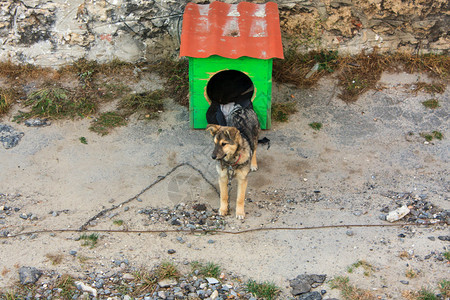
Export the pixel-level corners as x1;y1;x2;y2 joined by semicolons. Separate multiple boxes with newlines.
158;291;167;299
208;239;215;244
193;204;207;211
206;277;219;284
158;278;177;288
19;267;42;285
124;206;130;212
122;273;135;281
168;249;176;254
428;236;435;241
346;230;354;236
75;281;97;297
210;289;219;299
400;280;409;285
69;250;77;256
438;236;450;241
176;237;185;244
19;213;28;220
171;219;181;226
298;291;322;300
353;210;362;216
159;232;167;238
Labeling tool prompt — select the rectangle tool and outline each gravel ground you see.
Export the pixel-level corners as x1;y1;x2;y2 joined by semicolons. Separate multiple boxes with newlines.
0;71;449;299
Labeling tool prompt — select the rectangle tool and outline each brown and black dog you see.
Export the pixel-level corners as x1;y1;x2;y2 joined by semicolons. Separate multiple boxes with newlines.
206;106;259;219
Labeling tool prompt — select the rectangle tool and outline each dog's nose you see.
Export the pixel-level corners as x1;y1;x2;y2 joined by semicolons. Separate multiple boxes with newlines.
211;154;217;160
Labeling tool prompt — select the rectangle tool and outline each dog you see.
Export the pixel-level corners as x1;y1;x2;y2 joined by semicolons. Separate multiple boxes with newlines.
206;104;259;219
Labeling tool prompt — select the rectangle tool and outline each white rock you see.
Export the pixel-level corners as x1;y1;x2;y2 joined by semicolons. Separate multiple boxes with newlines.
158;278;177;288
206;277;219;284
122;273;135;280
386;205;410;222
210;289;219;299
74;281;97;297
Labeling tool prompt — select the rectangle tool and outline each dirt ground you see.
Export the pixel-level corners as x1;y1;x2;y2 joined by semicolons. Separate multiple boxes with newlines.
0;71;448;299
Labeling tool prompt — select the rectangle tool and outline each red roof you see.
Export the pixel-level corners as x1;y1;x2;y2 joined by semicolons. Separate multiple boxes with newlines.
180;2;284;60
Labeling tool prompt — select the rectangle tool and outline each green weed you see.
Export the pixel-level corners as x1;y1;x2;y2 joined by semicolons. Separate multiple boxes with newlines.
420;131;443;142
113;219;124;226
272;102;297;122
119;90;165;118
309;122;323;131
346;260;374;277
79;137;88;144
154;262;180;280
438;279;450;298
422;99;440;109
315;50;339;72
443;251;450;261
89;112;127;136
55;274;76;299
191;261;221;278
245;280;280;300
79;233;99;248
417;287;438;300
14;87;96;121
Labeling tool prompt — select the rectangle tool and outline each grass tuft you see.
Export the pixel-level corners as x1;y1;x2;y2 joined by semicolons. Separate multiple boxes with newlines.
152;58;189;107
55;274;76;299
422;99;440;109
438;279;450;298
154;262;180;280
119;90;165;118
191;261;221;278
346;260;374;277
417;287;438;300
309;122;323;131
89;112;127;136
271;102;297;122
79;233;99;248
329;276;375;300
45;253;63;265
246;280;280;300
13;87;96;122
0;88;19;116
443;251;450;261
420;131;443;142
113;219;124;226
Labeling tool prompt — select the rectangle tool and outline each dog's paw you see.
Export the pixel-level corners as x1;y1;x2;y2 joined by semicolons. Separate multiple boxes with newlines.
250;165;258;172
219;208;228;216
236;212;245;219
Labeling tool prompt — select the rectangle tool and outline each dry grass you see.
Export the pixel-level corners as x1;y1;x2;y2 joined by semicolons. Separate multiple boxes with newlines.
0;88;21;115
150;59;189;107
273;49;449;102
271;102;297;122
45;253;64;265
329;276;376;300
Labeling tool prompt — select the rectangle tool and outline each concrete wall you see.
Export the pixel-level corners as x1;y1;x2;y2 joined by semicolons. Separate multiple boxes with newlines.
0;0;448;67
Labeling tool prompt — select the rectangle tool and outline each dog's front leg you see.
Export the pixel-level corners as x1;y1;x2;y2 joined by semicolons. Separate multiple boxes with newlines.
235;169;249;219
218;167;229;216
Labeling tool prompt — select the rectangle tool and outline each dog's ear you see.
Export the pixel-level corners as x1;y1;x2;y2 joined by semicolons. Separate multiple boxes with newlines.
206;124;220;136
225;127;241;143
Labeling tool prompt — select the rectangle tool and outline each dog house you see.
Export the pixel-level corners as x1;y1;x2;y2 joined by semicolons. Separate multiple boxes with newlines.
180;1;284;129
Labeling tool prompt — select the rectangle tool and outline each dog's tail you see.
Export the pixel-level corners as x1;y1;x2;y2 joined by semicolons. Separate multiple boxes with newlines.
258;137;271;150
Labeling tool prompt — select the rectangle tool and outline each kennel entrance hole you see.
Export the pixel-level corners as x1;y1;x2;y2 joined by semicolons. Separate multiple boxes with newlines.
206;70;254;104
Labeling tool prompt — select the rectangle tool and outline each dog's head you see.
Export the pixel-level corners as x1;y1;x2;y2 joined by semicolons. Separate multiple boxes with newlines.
206;124;241;161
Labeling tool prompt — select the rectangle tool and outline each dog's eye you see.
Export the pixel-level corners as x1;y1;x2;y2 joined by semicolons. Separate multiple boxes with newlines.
221;142;228;146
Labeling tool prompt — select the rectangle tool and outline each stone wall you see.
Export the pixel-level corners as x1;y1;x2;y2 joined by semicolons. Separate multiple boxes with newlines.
0;0;448;67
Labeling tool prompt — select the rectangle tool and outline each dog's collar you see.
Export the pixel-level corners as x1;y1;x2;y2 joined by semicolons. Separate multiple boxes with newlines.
232;153;242;167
